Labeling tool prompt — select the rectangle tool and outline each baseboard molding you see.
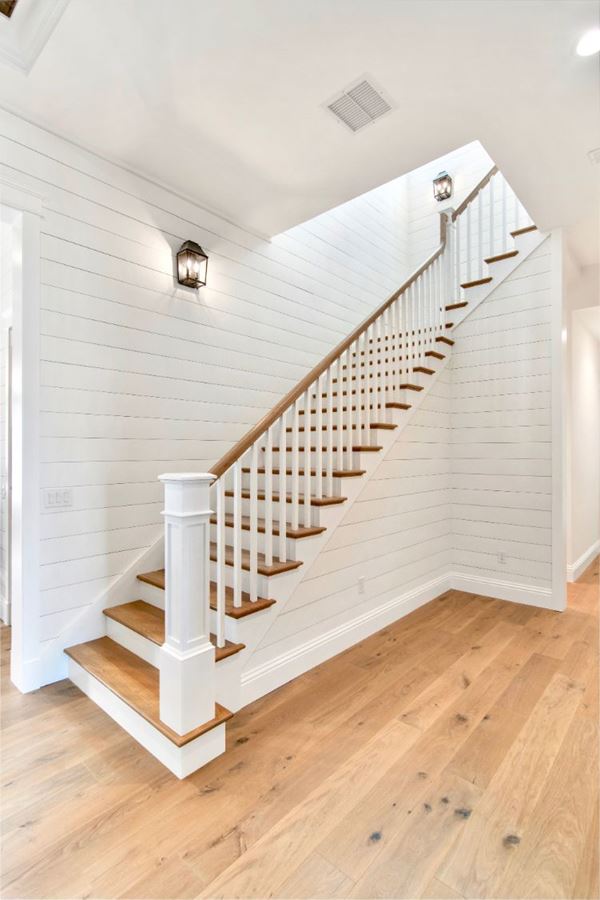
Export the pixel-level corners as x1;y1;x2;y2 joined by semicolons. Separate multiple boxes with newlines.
567;539;600;583
449;571;556;609
240;572;452;707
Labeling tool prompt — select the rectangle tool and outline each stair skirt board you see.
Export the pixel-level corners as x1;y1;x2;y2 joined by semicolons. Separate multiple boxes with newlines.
67;658;227;779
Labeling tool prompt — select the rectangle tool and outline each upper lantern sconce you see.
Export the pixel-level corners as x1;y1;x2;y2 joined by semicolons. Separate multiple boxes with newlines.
177;240;208;289
433;171;453;202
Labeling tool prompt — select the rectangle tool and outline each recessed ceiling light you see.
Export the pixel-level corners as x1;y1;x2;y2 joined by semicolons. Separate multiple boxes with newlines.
576;28;600;56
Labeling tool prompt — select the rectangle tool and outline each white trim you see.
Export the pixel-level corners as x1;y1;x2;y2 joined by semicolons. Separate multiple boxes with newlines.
0;184;42;692
67;658;226;779
550;229;567;609
567;539;600;583
240;572;451;707
448;572;553;608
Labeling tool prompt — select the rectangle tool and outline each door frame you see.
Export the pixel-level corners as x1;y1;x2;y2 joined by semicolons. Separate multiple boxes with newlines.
1;180;42;692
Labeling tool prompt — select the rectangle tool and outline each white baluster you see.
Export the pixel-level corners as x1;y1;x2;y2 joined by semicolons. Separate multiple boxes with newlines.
345;347;353;468
336;356;344;472
478;190;483;278
393;297;401;400
216;476;225;648
455;214;461;299
158;473;216;734
514;191;521;232
501;175;508;251
291;399;300;530
326;366;334;494
489;175;495;258
355;337;364;446
264;426;273;567
232;461;242;608
466;204;472;283
249;442;258;602
303;388;312;527
315;374;323;500
278;414;287;561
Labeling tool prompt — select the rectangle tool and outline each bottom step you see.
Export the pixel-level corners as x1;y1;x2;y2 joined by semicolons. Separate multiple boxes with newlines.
66;637;232;778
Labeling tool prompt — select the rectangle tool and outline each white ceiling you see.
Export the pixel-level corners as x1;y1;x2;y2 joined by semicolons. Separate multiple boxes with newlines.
0;0;599;262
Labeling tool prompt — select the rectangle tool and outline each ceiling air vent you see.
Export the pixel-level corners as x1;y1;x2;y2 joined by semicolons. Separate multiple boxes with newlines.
325;77;394;133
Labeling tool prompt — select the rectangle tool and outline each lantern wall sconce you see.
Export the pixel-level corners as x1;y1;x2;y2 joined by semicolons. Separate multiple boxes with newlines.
433;171;453;202
177;240;208;289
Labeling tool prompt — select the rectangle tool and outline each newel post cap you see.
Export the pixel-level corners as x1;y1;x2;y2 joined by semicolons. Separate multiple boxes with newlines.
158;473;216;517
158;472;216;484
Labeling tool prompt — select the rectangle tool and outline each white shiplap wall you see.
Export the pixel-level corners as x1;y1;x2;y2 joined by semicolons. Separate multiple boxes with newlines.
450;238;553;590
0;218;13;623
250;369;452;670
0;109;410;650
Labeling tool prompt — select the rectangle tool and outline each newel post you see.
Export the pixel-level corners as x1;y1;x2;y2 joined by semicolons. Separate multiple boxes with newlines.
158;473;216;734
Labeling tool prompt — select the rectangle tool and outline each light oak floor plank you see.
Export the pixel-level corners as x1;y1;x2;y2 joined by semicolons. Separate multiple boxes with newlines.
1;564;597;900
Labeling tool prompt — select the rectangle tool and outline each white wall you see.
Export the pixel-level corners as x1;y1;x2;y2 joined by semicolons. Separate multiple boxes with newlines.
450;239;554;598
0;215;14;623
0;108;412;659
566;262;600;577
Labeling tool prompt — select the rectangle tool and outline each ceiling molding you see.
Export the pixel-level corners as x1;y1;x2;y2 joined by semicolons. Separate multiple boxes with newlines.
0;0;69;73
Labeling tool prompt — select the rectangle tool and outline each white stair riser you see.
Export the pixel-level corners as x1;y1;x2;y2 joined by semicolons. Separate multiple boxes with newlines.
208;559;299;597
241;470;349;496
265;449;365;469
223;494;324;527
106;617;160;667
209;521;306;559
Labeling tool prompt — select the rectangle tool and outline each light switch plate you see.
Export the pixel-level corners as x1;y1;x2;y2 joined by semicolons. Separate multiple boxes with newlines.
43;488;73;509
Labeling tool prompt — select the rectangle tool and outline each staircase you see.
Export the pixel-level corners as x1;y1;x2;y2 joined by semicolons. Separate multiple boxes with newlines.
64;167;544;777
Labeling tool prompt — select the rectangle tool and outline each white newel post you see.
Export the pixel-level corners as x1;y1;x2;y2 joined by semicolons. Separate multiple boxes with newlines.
158;473;216;734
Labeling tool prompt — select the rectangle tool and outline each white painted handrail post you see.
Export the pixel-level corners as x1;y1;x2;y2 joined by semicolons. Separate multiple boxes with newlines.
158;472;216;735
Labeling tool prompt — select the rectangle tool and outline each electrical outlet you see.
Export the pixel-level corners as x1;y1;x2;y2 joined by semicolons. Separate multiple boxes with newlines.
358;576;366;595
43;488;73;510
498;552;507;566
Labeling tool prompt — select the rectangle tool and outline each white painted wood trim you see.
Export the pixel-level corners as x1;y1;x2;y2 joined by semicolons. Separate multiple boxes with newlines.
1;182;42;692
567;538;600;583
240;572;451;706
448;572;553;608
67;657;227;778
550;229;567;609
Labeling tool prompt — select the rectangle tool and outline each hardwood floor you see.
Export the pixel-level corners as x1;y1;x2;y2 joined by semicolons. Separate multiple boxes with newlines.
1;563;598;899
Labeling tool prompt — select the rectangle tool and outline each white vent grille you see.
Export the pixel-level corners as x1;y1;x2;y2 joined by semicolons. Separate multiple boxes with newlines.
326;77;393;133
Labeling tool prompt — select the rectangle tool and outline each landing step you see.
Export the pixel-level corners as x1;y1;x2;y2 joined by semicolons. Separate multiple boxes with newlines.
209;542;302;577
425;351;445;360
461;277;493;289
484;249;519;264
103;601;245;661
242;467;365;479
510;225;537;237
137;570;277;619
445;301;468;311
65;637;233;747
436;336;455;346
226;489;347;507
211;513;327;539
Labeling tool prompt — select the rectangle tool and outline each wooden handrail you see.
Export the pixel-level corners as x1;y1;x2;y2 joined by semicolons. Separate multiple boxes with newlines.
451;165;498;220
210;165;497;480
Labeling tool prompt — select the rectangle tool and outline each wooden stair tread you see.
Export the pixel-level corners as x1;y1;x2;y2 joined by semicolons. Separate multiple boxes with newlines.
209;542;302;576
400;383;424;391
242;467;365;479
137;570;277;619
211;513;327;539
103;601;245;661
226;489;347;507
65;637;233;747
413;366;435;375
436;336;455;346
386;401;411;410
510;225;537;237
484;249;518;264
461;276;493;289
287;423;394;433
272;445;382;453
425;350;445;360
445;301;468;311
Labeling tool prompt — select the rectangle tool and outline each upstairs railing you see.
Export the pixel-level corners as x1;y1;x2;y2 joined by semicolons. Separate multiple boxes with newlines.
157;166;533;733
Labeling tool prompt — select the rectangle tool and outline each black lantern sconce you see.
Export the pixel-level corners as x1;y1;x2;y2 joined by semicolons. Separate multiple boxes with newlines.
433;171;453;202
177;240;208;289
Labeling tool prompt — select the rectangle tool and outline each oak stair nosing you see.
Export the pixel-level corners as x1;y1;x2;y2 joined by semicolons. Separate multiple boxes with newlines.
208;542;302;577
460;276;493;289
413;366;435;375
241;467;365;479
425;351;445;360
510;225;537;237
137;570;277;619
484;249;519;264
103;600;245;661
445;301;468;311
64;637;233;747
286;423;395;433
436;336;455;346
271;445;382;453
400;383;424;392
210;513;327;540
225;488;347;507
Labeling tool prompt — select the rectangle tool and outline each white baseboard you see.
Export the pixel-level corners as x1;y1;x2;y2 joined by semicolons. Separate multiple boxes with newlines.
68;658;226;778
449;571;556;609
0;595;9;626
567;539;600;583
240;573;451;707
